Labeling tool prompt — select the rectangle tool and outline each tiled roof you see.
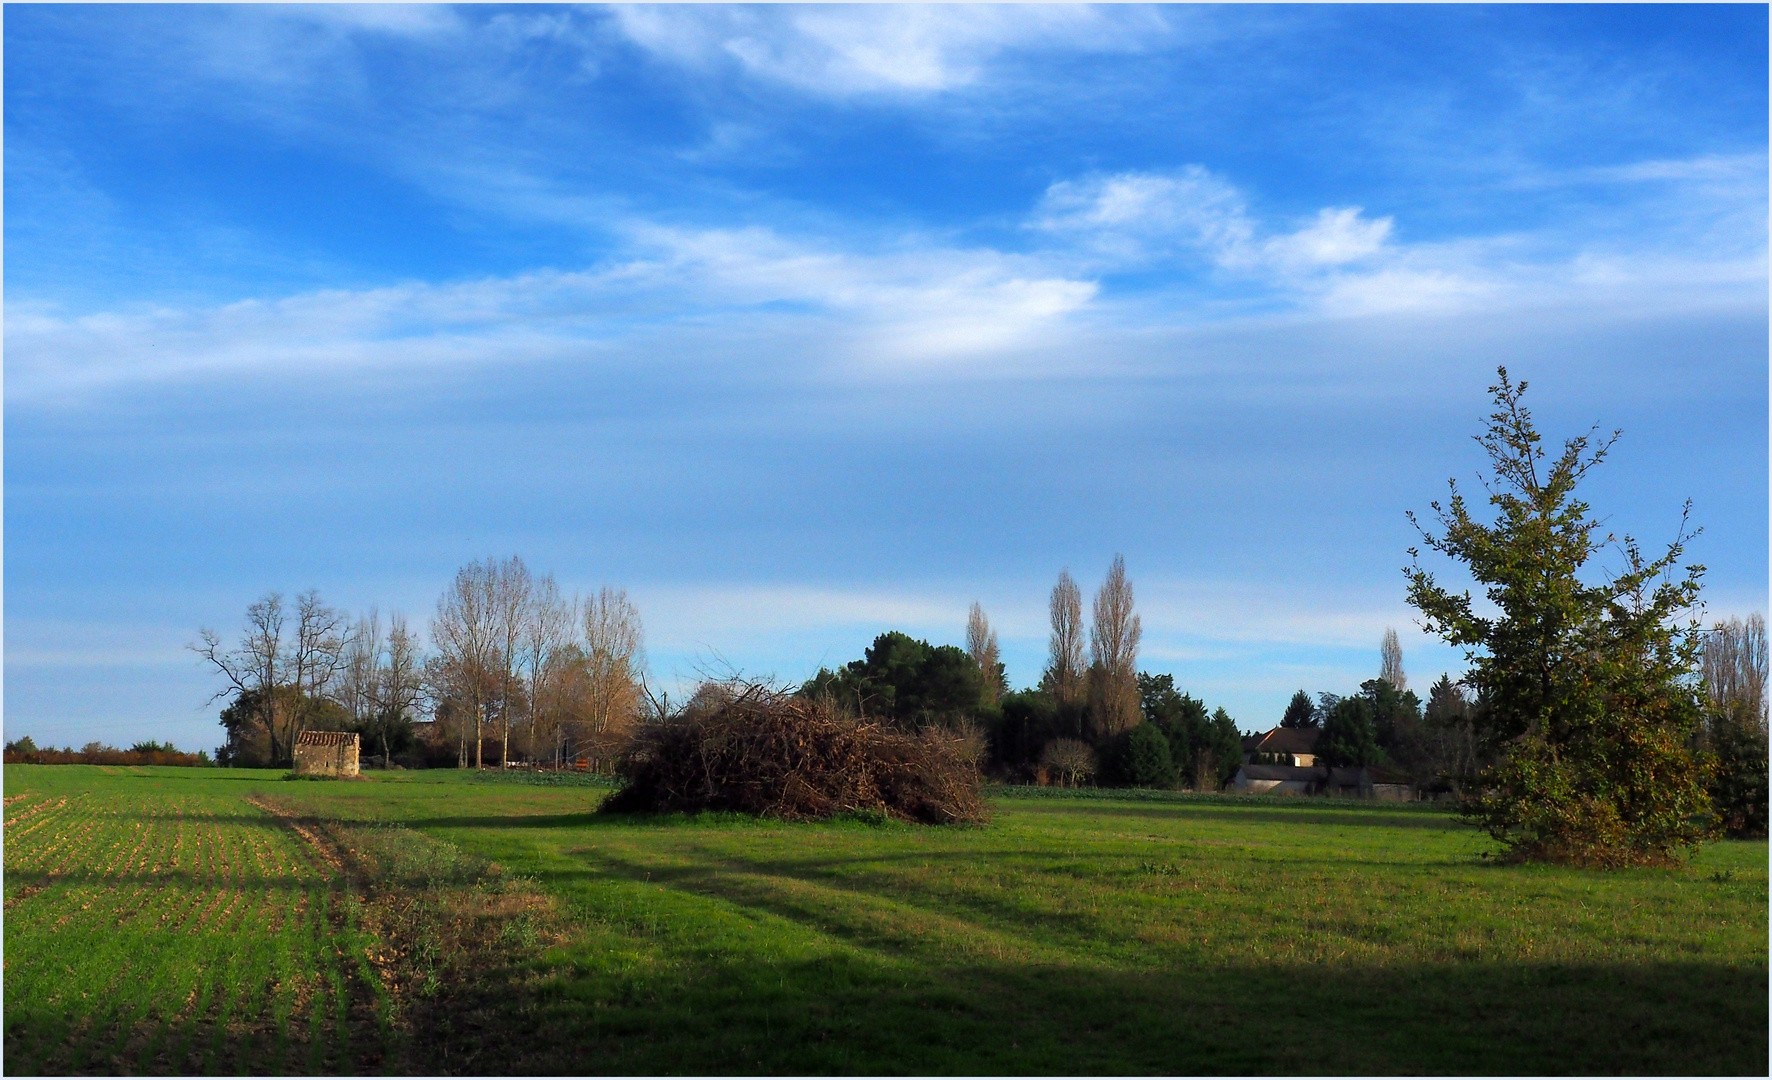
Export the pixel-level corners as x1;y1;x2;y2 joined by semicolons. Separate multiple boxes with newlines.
1253;727;1320;754
295;730;359;747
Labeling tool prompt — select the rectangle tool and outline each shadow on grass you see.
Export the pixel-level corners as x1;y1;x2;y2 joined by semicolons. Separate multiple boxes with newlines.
1010;800;1472;832
419;945;1767;1076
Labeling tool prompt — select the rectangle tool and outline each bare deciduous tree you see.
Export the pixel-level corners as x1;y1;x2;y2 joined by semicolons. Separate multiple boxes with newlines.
1380;627;1406;691
965;602;1001;706
373;614;425;768
432;560;501;768
521;574;577;767
488;558;533;768
1043;570;1087;711
1702;614;1768;723
292;589;349;714
195;591;288;763
1040;738;1097;788
1088;554;1142;739
580;586;644;767
195;589;347;766
338;609;382;730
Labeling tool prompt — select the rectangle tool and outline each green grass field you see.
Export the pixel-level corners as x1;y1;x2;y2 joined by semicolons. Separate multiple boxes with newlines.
5;765;1766;1075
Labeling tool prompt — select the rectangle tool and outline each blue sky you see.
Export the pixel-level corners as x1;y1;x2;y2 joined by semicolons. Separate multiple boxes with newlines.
6;4;1766;752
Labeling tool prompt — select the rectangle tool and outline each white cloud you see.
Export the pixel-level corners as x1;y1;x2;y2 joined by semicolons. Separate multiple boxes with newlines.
1259;206;1393;269
5;223;1099;399
610;4;1170;96
1034;167;1395;279
1035;167;1254;263
10;148;1762;401
1573;152;1767;186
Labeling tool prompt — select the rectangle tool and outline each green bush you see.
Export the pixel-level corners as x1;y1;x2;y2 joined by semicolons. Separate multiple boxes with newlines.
1109;723;1177;789
1707;708;1768;838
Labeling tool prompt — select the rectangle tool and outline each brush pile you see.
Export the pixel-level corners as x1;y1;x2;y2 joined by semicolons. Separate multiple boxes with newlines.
601;685;986;824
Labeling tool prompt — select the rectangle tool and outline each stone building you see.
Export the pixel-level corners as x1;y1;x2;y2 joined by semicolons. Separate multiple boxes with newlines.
292;730;359;777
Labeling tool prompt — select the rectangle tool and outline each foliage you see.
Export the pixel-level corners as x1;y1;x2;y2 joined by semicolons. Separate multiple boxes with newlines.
3;742;209;767
1699;615;1769;838
1406;368;1714;866
1319;695;1386;768
218;686;350;768
1204;709;1245;789
605;684;986;824
1281;690;1316;729
1107;722;1176;788
1420;673;1482;791
993;688;1065;773
1135;674;1243;790
802;631;989;729
1705;707;1769;839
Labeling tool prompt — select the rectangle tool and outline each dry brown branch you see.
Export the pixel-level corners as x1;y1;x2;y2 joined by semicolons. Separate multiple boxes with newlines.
602;685;987;824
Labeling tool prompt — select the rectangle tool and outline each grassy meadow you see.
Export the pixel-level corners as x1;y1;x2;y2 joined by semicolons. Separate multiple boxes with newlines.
4;764;1766;1075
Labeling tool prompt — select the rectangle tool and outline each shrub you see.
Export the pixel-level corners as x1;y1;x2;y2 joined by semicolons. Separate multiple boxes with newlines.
1706;707;1769;839
1109;723;1176;788
602;686;986;824
1039;738;1097;788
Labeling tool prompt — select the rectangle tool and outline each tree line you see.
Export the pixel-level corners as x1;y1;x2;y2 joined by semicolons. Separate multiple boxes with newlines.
193;556;644;770
180;365;1769;867
799;555;1248;791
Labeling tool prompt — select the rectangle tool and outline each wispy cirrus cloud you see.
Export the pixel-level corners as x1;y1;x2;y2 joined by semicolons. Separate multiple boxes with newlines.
608;4;1177;96
5;220;1099;399
1034;166;1395;275
10;148;1763;402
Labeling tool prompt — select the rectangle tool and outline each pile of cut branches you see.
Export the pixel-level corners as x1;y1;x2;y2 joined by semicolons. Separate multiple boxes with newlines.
602;685;986;824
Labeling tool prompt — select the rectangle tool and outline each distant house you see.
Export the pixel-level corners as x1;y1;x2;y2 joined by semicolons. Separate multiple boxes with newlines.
1229;734;1418;799
1229;763;1319;795
292;730;359;777
1242;726;1321;767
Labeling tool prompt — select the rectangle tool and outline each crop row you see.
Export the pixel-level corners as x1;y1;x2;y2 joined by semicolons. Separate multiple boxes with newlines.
4;787;390;1074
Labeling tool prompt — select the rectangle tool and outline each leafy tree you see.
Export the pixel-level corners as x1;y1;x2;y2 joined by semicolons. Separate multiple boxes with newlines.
995;688;1062;772
1319;695;1384;768
1108;722;1177;788
1281;690;1316;729
219;686;348;767
1406;368;1713;865
1363;677;1423;761
1204;708;1244;788
4;736;38;754
802;631;985;729
1705;712;1767;839
1422;673;1482;791
1138;673;1210;786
